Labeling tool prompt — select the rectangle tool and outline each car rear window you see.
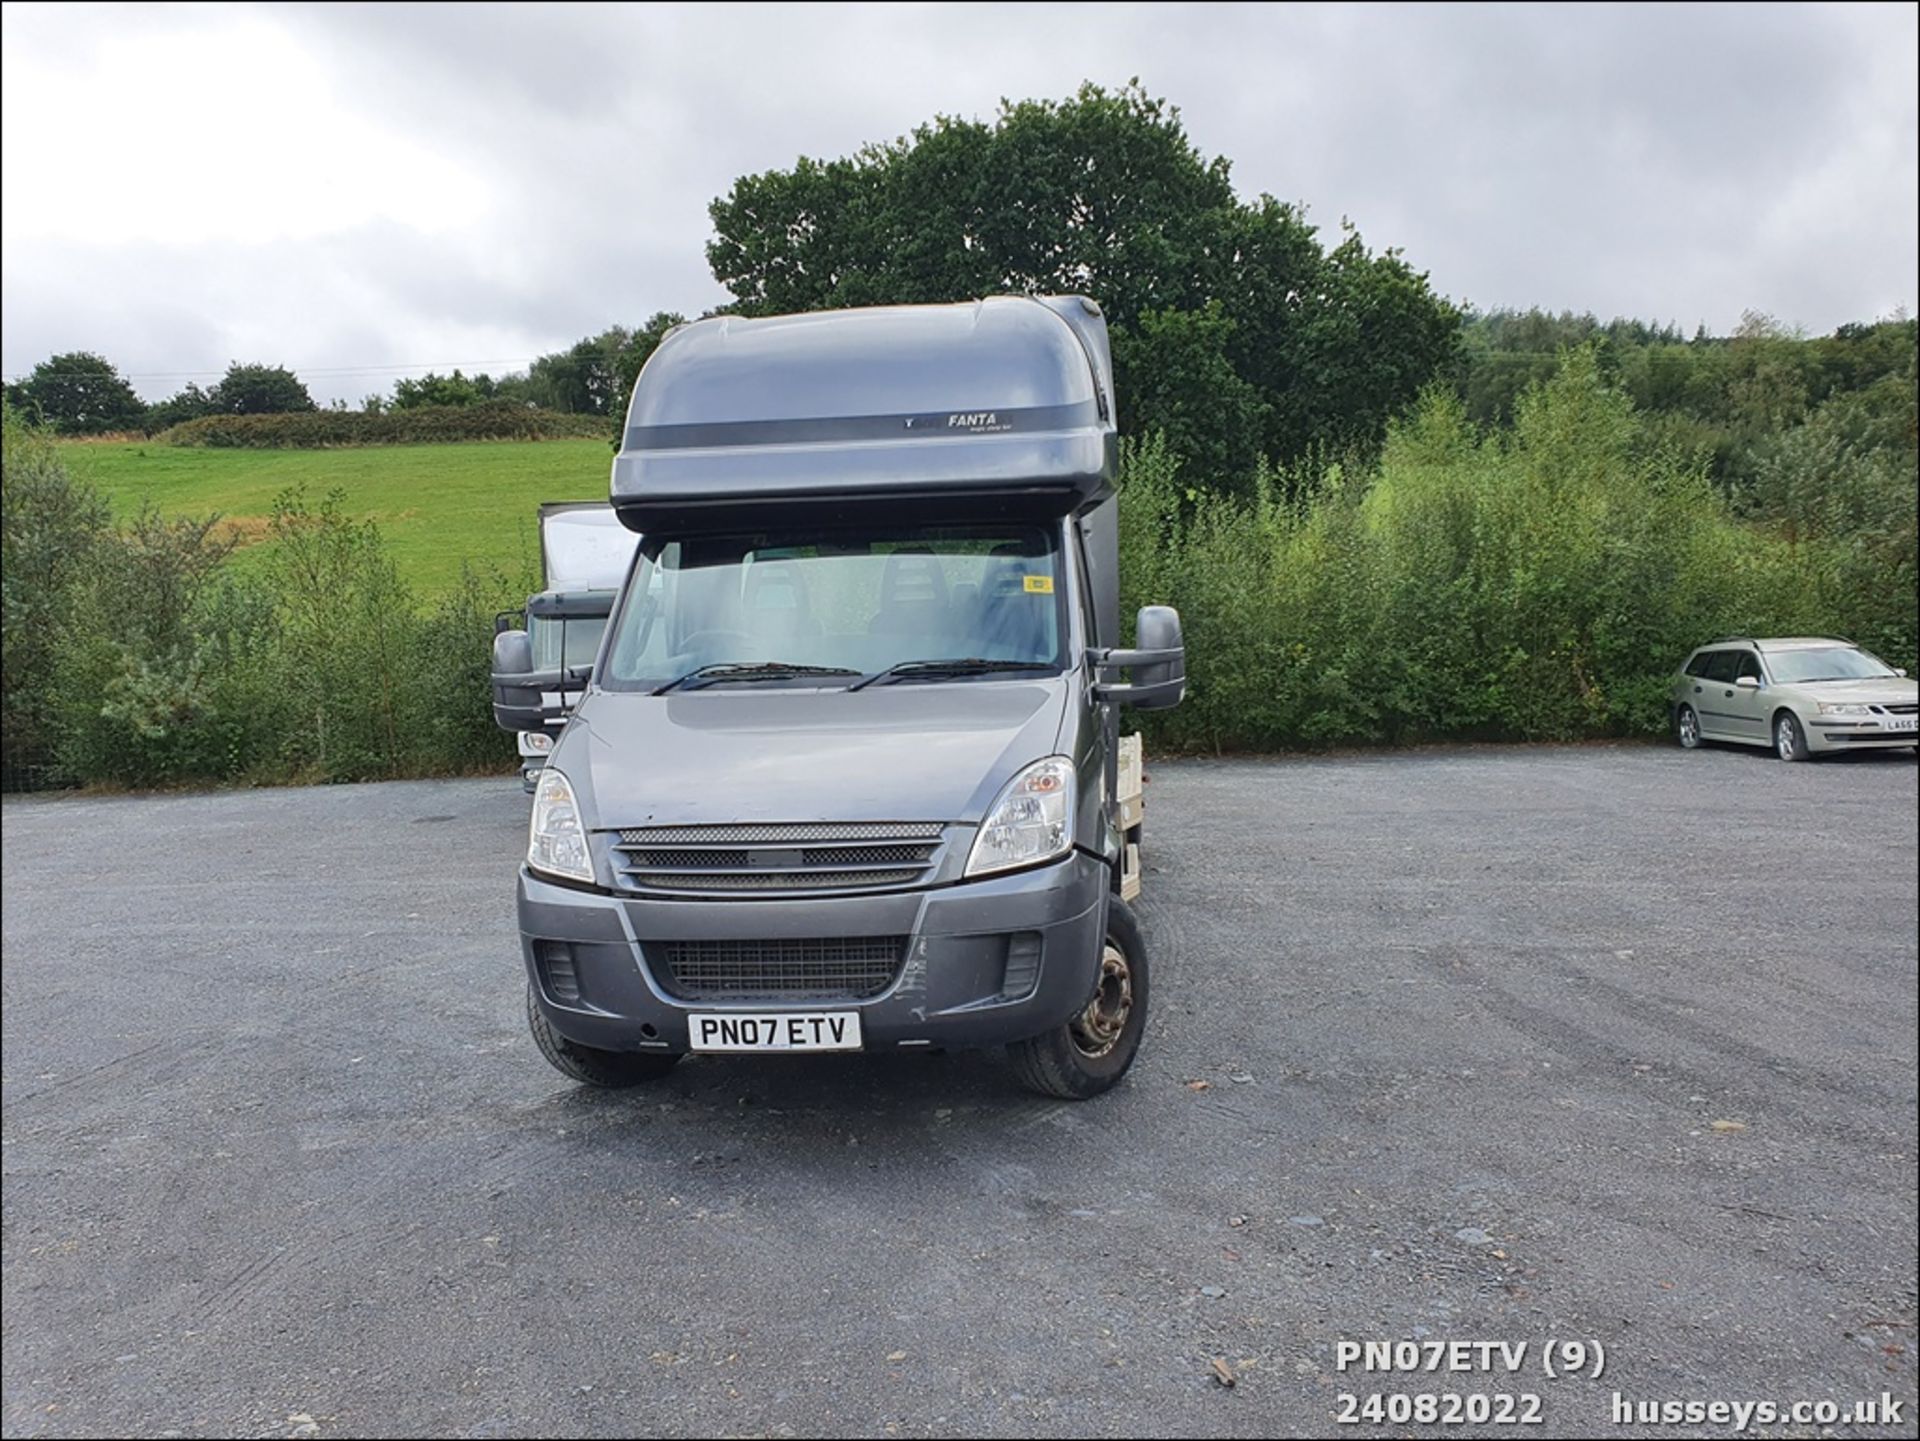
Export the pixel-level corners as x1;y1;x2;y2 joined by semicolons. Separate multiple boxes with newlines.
1684;652;1714;677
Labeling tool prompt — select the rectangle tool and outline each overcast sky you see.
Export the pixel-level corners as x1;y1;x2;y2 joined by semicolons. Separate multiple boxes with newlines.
3;1;1915;405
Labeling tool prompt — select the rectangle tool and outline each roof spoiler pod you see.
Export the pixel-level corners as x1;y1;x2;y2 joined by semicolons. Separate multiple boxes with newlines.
609;296;1119;532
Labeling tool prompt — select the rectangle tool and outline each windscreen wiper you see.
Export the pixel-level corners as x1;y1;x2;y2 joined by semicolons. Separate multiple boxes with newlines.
653;661;860;695
848;658;1057;692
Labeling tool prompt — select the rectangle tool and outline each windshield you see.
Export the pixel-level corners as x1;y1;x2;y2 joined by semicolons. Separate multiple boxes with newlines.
602;525;1066;691
529;612;609;673
1766;646;1898;683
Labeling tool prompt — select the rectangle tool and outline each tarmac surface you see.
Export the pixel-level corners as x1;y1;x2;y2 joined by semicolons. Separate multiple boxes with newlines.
3;743;1916;1437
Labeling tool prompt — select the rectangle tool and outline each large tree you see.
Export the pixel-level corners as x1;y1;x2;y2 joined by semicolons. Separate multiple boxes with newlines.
4;352;145;435
211;362;316;414
526;328;631;415
706;81;1460;481
391;369;500;409
142;382;217;433
610;312;689;423
526;313;690;424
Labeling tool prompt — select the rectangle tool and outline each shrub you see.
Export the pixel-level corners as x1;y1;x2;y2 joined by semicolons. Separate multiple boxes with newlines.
3;426;524;790
1122;347;1906;754
5;346;1913;789
3;402;112;786
50;508;246;786
159;401;609;448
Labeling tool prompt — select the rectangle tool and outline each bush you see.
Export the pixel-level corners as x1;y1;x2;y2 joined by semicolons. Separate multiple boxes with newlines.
3;415;527;790
159;401;610;448
51;508;239;785
1122;348;1908;754
5;346;1913;790
3;402;112;786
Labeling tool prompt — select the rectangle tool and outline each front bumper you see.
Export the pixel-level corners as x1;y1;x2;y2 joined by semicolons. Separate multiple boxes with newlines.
517;853;1109;1055
1806;717;1919;752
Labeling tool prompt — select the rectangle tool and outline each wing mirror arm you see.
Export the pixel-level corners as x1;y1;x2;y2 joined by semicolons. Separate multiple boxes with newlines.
1089;606;1187;711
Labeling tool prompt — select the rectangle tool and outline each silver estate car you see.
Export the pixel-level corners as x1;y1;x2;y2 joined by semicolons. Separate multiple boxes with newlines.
1672;637;1918;760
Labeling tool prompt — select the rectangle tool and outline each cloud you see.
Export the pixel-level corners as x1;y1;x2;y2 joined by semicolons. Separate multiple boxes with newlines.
4;1;1913;404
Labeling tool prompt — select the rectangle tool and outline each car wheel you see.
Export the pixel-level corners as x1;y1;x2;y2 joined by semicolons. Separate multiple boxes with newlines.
1773;710;1811;762
1008;899;1149;1100
526;984;680;1087
1675;704;1702;750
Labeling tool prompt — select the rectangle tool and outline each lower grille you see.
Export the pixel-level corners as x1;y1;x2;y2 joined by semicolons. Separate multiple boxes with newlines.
654;936;907;1001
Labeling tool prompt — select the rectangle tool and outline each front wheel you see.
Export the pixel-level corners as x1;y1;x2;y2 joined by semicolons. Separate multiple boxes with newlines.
526;985;680;1087
1008;899;1149;1100
1774;710;1811;762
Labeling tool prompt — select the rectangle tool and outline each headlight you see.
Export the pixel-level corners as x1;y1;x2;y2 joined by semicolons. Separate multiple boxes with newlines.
528;767;594;883
1818;702;1874;716
522;730;554;754
966;756;1074;877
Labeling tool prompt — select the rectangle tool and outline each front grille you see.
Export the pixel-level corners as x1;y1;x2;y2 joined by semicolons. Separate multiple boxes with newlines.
654;936;907;1001
611;821;944;894
640;869;924;891
1881;703;1917;716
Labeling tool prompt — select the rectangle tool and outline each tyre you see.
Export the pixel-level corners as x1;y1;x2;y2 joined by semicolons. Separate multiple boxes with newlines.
1008;899;1149;1100
526;984;680;1087
1773;709;1811;762
1675;704;1702;750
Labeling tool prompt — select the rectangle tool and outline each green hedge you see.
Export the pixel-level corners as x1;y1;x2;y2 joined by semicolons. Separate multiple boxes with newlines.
159;400;609;448
4;344;1914;790
4;401;531;790
1121;350;1917;752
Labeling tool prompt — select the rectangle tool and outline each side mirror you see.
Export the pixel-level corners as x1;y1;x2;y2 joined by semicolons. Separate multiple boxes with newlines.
1091;605;1186;711
493;609;522;636
491;629;546;732
1734;674;1761;690
1897;668;1909;678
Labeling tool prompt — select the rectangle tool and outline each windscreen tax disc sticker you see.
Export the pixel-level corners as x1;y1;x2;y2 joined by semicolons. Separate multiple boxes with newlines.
1023;575;1054;594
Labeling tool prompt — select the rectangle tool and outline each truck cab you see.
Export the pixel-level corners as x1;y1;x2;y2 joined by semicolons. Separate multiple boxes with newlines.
506;502;641;790
491;296;1184;1098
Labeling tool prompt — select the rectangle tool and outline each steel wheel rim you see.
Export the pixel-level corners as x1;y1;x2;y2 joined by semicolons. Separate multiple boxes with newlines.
1777;717;1795;758
1679;709;1698;747
1070;943;1133;1059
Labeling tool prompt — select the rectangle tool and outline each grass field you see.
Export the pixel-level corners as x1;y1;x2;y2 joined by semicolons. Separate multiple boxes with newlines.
57;437;614;597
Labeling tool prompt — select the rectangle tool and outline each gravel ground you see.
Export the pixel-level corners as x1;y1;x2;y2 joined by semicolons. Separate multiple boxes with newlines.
3;743;1916;1439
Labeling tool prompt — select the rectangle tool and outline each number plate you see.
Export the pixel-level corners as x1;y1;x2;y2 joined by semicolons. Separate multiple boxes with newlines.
688;1011;863;1052
1885;715;1917;732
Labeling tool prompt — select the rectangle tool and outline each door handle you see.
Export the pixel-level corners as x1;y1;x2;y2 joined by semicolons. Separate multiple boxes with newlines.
1723;689;1735;697
1692;685;1702;693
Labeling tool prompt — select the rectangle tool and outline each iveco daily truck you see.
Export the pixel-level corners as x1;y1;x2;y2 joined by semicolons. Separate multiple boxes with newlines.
491;295;1185;1098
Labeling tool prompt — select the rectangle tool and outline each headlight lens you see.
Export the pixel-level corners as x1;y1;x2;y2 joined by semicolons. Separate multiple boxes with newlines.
1818;702;1874;716
966;756;1074;877
528;767;594;882
522;730;554;754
